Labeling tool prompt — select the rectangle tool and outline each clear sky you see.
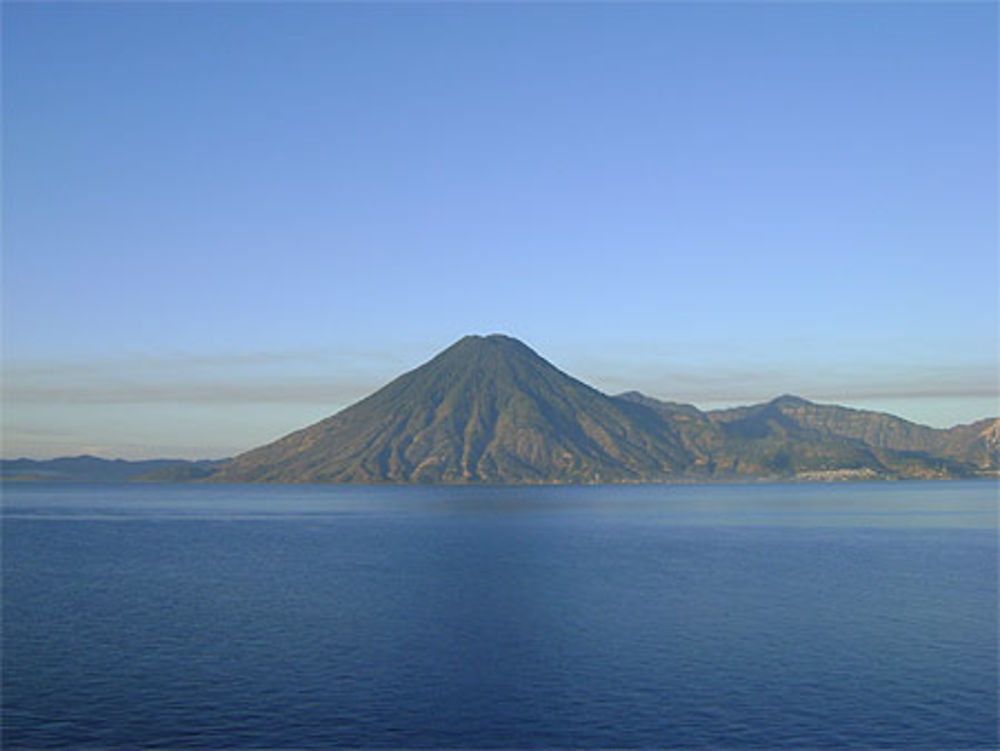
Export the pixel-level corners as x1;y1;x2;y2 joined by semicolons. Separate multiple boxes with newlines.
3;2;997;459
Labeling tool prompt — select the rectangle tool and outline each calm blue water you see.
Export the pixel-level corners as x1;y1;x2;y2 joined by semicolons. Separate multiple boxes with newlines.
3;481;997;749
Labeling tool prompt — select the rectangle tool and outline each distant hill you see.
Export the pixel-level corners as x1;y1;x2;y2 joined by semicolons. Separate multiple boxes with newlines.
706;394;999;470
617;392;996;480
1;456;224;483
209;335;997;484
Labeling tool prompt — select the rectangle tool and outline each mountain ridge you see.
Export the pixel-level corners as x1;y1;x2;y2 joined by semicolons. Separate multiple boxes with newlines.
210;335;997;484
0;455;224;483
5;335;996;484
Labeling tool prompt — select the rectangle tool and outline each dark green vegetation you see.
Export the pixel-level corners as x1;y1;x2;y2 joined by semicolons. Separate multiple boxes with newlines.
210;335;998;484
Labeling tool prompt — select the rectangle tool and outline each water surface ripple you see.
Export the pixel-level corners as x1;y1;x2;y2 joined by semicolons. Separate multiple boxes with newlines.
3;481;997;749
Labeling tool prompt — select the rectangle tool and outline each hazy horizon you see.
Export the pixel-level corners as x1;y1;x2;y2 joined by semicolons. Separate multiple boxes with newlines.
4;3;997;460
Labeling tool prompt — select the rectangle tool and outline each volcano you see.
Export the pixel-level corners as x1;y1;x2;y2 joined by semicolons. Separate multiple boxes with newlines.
213;334;693;483
210;334;996;484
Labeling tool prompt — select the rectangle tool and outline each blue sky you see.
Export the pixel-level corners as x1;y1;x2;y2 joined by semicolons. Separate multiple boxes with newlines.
3;2;997;459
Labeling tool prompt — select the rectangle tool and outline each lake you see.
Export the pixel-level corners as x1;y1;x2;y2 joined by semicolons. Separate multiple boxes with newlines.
2;481;997;749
